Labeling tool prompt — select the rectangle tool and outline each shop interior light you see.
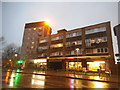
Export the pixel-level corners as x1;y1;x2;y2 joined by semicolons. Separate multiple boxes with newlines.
34;59;47;63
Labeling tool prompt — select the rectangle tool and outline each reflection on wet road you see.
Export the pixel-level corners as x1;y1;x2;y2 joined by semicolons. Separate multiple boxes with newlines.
2;69;119;88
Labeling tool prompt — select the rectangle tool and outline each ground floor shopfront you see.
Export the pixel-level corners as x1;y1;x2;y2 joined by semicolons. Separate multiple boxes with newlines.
27;56;111;72
26;59;47;69
65;61;106;72
47;56;111;72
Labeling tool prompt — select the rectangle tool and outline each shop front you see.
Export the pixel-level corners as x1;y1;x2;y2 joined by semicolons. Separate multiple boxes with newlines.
65;58;106;72
33;59;47;69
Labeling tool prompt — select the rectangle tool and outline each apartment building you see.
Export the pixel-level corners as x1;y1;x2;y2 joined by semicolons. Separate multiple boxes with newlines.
37;21;115;73
21;21;52;60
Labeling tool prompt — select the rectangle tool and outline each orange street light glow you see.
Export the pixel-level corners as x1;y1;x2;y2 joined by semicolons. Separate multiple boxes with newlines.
45;20;51;25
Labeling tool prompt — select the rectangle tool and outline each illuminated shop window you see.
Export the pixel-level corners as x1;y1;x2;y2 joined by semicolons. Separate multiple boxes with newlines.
66;62;82;71
87;61;105;71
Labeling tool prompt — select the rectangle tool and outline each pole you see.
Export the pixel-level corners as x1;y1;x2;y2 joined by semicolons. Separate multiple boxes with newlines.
76;48;79;71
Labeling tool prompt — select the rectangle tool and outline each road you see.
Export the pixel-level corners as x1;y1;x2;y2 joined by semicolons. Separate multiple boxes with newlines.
2;69;119;89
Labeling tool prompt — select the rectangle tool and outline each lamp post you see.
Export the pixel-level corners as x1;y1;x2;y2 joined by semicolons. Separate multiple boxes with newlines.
9;59;12;67
14;53;18;67
76;48;79;71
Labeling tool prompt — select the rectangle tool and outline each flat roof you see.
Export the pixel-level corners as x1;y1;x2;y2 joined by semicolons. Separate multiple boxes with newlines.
25;21;48;28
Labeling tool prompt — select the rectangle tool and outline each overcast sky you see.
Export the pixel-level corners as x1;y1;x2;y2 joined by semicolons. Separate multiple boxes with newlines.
2;2;119;57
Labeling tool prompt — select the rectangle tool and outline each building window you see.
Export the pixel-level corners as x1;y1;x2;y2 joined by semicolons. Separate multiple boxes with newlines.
51;36;63;41
38;31;42;35
93;49;97;53
29;28;31;31
51;52;63;56
66;31;81;38
102;37;107;42
71;50;75;55
86;49;92;54
76;32;82;36
51;43;63;48
85;39;91;46
86;37;107;47
93;48;108;54
70;49;82;55
33;28;36;30
105;48;108;52
32;41;35;44
78;40;82;45
66;40;82;47
31;46;34;49
66;51;71;55
97;48;101;53
39;39;48;43
38;46;47;50
101;48;104;52
28;37;30;40
85;27;106;34
39;27;43;30
40;53;47;57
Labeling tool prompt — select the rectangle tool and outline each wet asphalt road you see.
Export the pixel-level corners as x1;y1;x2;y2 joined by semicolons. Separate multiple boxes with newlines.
2;69;120;89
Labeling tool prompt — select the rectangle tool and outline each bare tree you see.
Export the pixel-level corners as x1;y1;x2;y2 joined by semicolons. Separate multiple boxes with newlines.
2;43;21;66
0;36;6;66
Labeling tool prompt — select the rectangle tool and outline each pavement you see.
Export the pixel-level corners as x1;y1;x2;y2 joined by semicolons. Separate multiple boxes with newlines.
3;68;120;84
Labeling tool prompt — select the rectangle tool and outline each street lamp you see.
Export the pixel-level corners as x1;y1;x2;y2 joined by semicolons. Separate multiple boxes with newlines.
76;48;79;71
9;59;12;67
15;54;18;57
45;20;51;25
